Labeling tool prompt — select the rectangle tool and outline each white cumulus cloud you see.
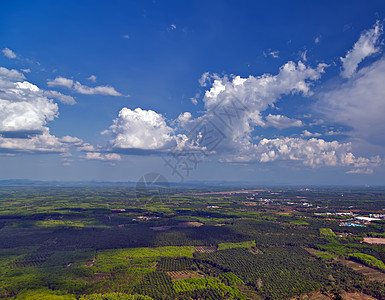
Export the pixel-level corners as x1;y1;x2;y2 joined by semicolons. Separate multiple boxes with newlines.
105;108;177;150
0;66;85;155
85;152;121;161
0;68;58;133
98;57;381;174
76;143;96;152
0;67;25;81
47;76;123;96
199;72;211;87
171;60;381;172
346;168;374;174
253;137;373;168
44;90;76;105
301;130;322;137
59;136;83;144
73;81;122;96
88;75;97;82
188;61;327;155
340;21;383;78
0;128;67;153
1;48;16;59
47;76;74;89
219;137;381;174
264;114;303;129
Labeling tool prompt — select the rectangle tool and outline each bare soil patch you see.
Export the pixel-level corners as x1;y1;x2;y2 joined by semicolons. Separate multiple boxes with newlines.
339;258;385;282
150;221;204;231
167;271;204;280
292;291;377;300
178;221;203;227
149;225;173;231
195;246;217;253
303;247;385;282
303;247;329;257
242;201;258;206
363;237;385;244
341;292;377;300
248;248;263;255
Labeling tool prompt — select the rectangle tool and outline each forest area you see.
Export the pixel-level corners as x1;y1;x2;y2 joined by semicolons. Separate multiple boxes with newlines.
0;185;385;299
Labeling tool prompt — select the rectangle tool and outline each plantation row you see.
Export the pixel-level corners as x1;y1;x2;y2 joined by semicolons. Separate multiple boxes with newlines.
132;271;247;300
1;186;385;299
9;253;51;268
198;246;385;300
157;257;196;271
3;241;385;299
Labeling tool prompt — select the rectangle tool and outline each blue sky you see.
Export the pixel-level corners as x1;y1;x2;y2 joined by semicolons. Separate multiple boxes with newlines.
1;0;385;185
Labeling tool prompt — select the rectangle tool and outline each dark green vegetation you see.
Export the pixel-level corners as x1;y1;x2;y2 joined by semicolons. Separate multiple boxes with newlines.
1;185;385;299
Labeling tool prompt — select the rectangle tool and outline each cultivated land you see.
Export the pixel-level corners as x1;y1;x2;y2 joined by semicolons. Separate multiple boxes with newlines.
0;185;385;299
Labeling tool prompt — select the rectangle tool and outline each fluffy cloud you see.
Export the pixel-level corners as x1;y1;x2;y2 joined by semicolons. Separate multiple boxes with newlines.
202;61;326;112
85;152;121;161
264;114;303;129
0;129;91;155
47;76;123;96
43;90;76;105
105;61;327;158
340;21;383;78
76;143;96;152
47;76;74;89
0;66;86;155
88;75;97;82
185;61;327;155
0;123;91;156
98;56;381;174
105;108;177;150
301;130;322;137
325;130;344;136
215;136;381;174
0;128;67;153
1;48;16;59
59;136;83;144
73;81;122;96
199;72;211;87
346;168;374;174
171;60;382;173
0;67;25;81
0;68;58;133
253;137;380;169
